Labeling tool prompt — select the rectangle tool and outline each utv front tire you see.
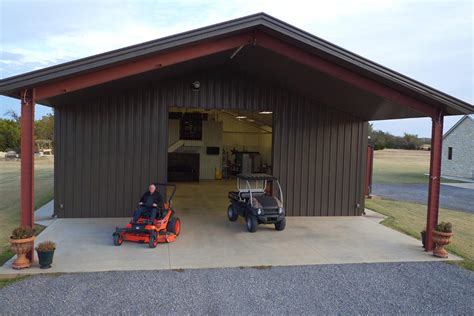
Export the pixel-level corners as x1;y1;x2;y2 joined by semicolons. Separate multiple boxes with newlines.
246;215;258;233
227;205;238;222
275;218;286;231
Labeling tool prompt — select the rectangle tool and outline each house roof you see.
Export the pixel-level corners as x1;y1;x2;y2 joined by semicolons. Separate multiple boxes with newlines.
443;115;474;139
0;13;472;117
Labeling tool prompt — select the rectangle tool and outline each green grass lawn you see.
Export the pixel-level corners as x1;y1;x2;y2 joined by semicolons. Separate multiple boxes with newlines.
370;149;473;270
366;198;474;270
372;149;462;184
0;158;54;265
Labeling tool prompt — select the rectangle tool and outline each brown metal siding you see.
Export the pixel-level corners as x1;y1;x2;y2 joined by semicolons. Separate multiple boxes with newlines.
54;68;366;217
272;97;367;216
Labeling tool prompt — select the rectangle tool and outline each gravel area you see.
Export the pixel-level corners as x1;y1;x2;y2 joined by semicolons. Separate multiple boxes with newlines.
372;183;474;213
1;262;473;314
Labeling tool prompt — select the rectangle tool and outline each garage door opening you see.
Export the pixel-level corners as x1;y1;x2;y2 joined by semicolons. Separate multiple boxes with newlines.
167;107;273;216
168;108;273;181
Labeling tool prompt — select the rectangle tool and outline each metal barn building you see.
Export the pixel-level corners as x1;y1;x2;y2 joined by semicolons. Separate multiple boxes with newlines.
0;14;472;250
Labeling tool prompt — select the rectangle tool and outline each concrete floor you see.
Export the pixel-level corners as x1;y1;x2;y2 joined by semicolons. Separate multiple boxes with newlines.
1;180;460;275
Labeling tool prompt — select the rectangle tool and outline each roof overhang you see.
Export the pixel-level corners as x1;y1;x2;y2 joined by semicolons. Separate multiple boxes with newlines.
1;13;472;120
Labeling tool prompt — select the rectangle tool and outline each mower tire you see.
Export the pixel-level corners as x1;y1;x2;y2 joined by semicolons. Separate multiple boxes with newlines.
246;215;258;233
167;217;181;236
227;204;238;222
113;233;123;246
275;218;286;231
149;233;158;248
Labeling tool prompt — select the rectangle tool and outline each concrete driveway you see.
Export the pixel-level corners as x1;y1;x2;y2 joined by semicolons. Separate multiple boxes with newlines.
0;209;459;275
372;183;474;213
0;181;461;274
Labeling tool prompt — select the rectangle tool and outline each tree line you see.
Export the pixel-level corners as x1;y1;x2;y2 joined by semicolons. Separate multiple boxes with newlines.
368;123;430;150
0;111;54;152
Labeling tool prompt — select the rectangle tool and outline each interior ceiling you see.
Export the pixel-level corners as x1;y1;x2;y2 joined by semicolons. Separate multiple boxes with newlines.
169;107;273;131
49;45;426;121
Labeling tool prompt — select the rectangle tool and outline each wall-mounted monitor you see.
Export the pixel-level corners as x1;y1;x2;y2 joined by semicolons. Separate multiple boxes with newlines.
206;147;220;155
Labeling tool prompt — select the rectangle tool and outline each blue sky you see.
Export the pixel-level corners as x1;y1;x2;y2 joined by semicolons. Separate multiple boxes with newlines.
0;0;472;137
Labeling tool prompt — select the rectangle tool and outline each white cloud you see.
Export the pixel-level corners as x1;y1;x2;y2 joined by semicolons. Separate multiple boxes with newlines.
0;0;406;73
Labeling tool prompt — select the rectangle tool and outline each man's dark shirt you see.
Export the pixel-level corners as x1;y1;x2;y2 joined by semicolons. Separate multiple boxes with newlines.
140;191;164;209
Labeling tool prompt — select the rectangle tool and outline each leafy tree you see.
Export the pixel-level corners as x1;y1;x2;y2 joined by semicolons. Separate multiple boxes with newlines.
368;125;426;150
0;118;20;151
35;113;54;140
0;110;55;152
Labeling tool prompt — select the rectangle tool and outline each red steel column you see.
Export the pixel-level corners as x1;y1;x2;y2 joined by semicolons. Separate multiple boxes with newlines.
425;109;444;251
20;89;35;260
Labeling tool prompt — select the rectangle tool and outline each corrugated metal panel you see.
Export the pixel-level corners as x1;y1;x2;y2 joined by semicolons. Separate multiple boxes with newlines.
272;95;366;216
54;68;367;217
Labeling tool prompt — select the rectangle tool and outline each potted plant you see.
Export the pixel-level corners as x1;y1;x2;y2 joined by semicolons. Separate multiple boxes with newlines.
432;221;453;258
9;226;35;269
36;241;56;269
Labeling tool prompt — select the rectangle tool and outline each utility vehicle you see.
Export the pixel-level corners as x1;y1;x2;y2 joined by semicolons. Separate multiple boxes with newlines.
228;174;286;232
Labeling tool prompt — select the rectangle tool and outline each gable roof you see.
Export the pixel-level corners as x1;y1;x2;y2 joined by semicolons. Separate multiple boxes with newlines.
0;13;472;116
443;115;474;139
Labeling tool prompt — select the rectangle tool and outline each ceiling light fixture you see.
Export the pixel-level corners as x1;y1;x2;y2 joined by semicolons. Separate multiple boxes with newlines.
259;111;272;114
236;115;247;119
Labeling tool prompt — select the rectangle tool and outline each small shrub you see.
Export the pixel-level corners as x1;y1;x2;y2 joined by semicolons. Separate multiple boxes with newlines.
11;226;35;239
36;241;56;252
373;144;385;151
435;221;453;233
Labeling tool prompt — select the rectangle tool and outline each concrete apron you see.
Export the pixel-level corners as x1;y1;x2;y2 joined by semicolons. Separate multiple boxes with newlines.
0;209;460;275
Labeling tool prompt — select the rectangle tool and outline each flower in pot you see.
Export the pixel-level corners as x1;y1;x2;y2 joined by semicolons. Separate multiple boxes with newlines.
432;222;453;258
35;241;56;269
10;226;35;269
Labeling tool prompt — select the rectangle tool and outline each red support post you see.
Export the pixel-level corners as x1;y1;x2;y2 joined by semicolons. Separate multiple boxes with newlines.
20;88;35;260
425;109;444;251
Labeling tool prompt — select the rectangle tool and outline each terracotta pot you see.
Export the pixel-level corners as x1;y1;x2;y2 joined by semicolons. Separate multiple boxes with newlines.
9;236;35;269
432;230;453;258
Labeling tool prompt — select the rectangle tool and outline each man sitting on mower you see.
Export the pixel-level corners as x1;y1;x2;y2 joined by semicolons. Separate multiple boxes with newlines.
132;184;164;223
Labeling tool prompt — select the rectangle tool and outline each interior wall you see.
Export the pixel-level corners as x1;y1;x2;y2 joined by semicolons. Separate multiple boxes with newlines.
168;118;223;180
220;113;272;166
168;111;272;179
257;133;272;167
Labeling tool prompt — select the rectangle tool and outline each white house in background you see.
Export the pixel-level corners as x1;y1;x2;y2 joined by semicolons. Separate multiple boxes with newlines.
442;115;474;180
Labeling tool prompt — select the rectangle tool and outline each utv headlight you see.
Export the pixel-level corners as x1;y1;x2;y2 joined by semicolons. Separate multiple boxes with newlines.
278;207;284;214
257;208;262;215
